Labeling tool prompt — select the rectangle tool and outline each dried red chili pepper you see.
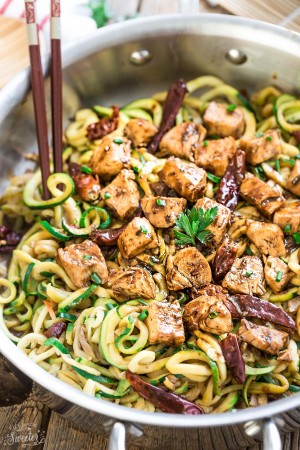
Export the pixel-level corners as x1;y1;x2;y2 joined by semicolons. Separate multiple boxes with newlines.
147;79;188;154
89;226;126;246
0;225;22;253
126;370;204;414
220;333;245;384
224;294;296;331
216;149;246;211
45;322;67;338
87;105;119;140
69;162;101;203
213;237;237;282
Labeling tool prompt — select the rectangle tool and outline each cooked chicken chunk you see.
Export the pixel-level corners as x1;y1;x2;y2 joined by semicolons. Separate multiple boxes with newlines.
195;197;232;247
240;176;285;218
246;221;286;257
166;247;212;291
203;101;244;138
222;256;266;296
56;240;108;288
274;202;300;235
240;130;281;165
183;295;233;335
146;300;185;346
264;256;290;293
238;319;288;355
286;160;300;196
124;118;158;148
90;135;131;180
141;196;187;228
158;122;206;161
108;267;155;300
190;283;229;301
195;136;236;176
118;217;159;259
101;169;140;220
159;157;207;203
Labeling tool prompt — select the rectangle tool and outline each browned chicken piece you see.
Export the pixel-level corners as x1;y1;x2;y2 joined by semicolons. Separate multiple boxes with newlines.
203;101;244;138
286;160;300;196
222;256;266;296
158;122;206;161
124;118;158;148
118;217;159;259
239;130;281;165
274;202;300;235
246;221;286;257
90;135;131;180
183;295;233;335
288;297;300;314
101;169;140;220
141;196;187;228
240;175;285;218
190;283;229;301
146;300;185;346
277;349;293;362
195;136;236;176
159;157;207;203
238;319;289;355
108;266;156;300
195;197;232;247
166;247;212;291
56;240;108;288
264;256;290;293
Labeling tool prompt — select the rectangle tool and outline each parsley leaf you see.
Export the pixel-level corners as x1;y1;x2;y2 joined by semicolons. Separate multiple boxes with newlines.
174;206;218;246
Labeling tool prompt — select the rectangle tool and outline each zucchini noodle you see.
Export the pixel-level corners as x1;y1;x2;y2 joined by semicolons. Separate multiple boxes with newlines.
1;74;300;415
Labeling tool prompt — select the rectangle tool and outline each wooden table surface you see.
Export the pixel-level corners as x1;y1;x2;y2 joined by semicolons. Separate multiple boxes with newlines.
1;1;300;449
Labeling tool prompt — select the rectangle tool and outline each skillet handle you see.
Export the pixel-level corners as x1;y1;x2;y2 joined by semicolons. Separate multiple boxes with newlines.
108;422;126;450
263;419;281;450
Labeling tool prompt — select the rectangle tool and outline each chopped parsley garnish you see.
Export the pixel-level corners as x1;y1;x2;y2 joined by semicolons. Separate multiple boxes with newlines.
133;166;140;174
208;311;219;319
275;270;283;282
140;225;148;234
207;172;221;184
103;192;111;199
113;138;123;144
203;140;208;147
156;198;166;206
293;232;300;244
91;273;101;285
81;165;92;174
174;206;218;246
256;132;264;138
265;135;273;141
83;255;92;260
245;271;253;277
284;224;291;233
227;104;237;112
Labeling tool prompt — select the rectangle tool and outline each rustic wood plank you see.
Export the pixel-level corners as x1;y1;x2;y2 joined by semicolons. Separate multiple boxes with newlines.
0;395;50;450
0;354;32;407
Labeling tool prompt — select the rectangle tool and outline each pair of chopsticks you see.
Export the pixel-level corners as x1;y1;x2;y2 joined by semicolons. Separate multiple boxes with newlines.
24;0;63;200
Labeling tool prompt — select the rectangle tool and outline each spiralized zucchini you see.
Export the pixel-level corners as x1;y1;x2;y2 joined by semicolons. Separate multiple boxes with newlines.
0;74;300;414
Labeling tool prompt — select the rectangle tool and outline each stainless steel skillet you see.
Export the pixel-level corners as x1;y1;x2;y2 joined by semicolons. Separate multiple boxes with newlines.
0;13;300;450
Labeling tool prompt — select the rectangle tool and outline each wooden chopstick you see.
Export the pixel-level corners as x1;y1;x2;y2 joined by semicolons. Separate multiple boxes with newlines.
50;0;63;173
24;0;51;200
